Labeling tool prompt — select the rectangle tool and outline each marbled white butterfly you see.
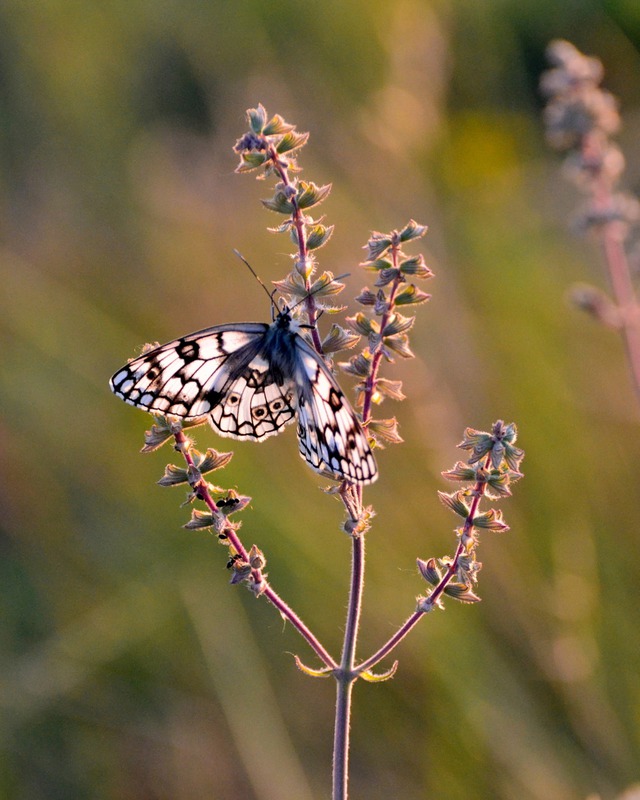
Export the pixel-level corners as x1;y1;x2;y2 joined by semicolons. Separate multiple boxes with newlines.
110;309;378;485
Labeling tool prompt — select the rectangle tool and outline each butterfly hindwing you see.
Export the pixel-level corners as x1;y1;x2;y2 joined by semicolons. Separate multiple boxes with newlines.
208;357;297;440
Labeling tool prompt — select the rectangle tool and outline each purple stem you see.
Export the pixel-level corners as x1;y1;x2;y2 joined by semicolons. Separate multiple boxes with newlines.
173;429;337;670
333;534;365;800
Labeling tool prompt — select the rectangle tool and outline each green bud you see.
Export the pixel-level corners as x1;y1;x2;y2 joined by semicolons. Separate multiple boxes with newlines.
196;448;234;474
394;284;431;306
399;254;433;278
443;583;481;603
309;271;344;297
322;324;361;354
382;313;415;337
382;334;414;358
184;509;216;530
417;557;441;585
276;129;309;153
364;232;394;261
375;267;401;287
248;104;268;133
306;224;334;251
438;490;470;519
399;219;428;242
363;258;393;272
374;378;405;401
441;461;478;483
340;351;373;378
263;113;295;136
237;152;267;173
368;417;403;444
262;189;294;214
472;509;509;532
295;181;332;210
346;313;378;337
355;288;377;306
157;463;189;487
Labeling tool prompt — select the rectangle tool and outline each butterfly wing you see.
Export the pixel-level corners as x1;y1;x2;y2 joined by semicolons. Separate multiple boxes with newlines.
110;323;297;440
111;315;378;483
293;337;378;485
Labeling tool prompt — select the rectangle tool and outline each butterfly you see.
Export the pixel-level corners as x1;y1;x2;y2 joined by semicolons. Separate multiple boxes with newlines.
109;308;378;485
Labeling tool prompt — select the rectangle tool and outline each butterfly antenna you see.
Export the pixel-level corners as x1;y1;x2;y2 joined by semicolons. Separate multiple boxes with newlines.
233;249;276;308
289;272;351;315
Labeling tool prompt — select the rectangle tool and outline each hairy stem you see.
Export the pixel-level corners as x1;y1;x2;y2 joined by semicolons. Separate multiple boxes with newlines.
173;429;337;670
333;534;365;800
359;457;490;673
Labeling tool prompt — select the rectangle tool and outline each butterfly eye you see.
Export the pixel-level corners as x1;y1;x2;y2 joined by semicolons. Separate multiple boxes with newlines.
271;400;283;411
253;406;267;419
228;394;241;405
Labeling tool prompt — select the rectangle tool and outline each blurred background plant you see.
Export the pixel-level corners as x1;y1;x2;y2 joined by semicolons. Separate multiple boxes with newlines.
1;2;640;799
541;39;640;403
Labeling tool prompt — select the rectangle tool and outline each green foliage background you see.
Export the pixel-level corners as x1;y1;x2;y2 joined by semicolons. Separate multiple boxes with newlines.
1;1;640;798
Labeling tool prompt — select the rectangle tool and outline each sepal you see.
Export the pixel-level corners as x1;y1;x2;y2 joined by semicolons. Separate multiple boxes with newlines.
184;509;216;530
374;378;405;401
443;583;482;603
340;351;372;378
368;417;403;444
363;257;393;273
275;129;309;153
359;662;398;682
472;508;509;532
354;287;377;306
375;267;401;287
293;656;333;678
236;151;268;173
438;490;470;519
309;271;345;298
398;219;428;243
417;557;441;585
381;313;415;337
157;463;190;487
322;324;361;354
248;103;268;133
364;233;394;261
296;180;332;210
399;254;433;279
306;223;334;251
393;284;431;306
381;334;414;359
197;448;234;474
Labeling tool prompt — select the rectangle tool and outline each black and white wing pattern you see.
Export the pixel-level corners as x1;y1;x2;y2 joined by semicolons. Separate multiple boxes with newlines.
110;311;378;485
292;337;377;485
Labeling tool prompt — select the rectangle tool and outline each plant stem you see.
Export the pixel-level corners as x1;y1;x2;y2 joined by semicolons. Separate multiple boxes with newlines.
333;533;365;800
173;429;338;669
584;130;640;405
601;220;640;404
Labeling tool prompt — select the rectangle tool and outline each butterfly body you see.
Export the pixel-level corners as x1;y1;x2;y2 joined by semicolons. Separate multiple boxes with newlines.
110;310;378;485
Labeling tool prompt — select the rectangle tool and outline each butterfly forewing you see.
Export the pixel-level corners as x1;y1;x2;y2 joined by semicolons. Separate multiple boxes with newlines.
294;341;378;485
110;312;378;485
110;324;268;418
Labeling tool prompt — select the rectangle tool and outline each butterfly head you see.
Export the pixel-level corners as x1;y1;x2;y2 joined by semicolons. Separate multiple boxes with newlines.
274;305;305;335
